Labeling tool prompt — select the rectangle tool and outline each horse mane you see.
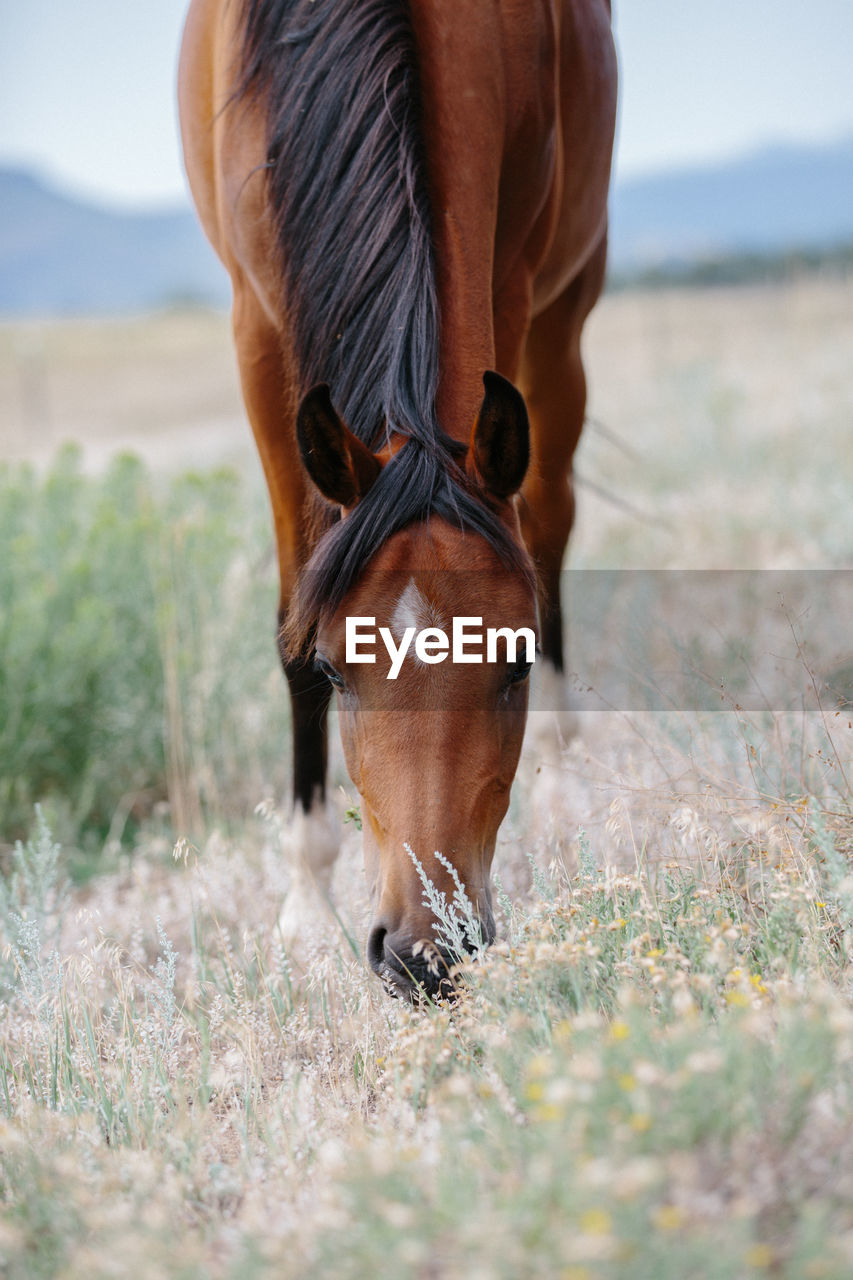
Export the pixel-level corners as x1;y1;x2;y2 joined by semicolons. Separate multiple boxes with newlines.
239;0;531;650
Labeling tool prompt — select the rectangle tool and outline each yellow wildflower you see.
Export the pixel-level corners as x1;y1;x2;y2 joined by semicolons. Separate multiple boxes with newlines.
653;1204;685;1231
579;1208;612;1235
744;1243;774;1268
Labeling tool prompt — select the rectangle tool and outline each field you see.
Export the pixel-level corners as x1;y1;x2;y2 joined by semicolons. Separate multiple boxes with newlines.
0;278;851;1277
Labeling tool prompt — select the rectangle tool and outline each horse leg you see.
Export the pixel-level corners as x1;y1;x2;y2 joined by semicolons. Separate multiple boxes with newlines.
231;285;339;938
517;235;608;736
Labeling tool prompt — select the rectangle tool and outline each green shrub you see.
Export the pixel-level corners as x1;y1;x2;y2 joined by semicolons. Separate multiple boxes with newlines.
0;448;287;857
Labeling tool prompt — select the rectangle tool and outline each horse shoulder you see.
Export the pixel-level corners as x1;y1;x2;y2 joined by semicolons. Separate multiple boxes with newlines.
179;0;282;324
530;0;618;311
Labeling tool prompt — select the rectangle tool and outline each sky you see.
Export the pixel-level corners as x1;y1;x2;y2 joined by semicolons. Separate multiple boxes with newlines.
2;0;853;210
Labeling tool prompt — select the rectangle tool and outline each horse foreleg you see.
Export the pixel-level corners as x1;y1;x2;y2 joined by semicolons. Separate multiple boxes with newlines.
231;286;339;939
277;650;339;942
518;235;608;743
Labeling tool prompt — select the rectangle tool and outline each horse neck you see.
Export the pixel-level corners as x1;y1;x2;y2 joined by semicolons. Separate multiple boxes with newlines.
410;3;506;445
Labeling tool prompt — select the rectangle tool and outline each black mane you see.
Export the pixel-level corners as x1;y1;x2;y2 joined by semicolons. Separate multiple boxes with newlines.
240;0;440;450
239;0;531;642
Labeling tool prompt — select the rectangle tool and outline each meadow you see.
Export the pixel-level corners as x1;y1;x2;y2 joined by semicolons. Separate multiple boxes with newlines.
0;276;851;1277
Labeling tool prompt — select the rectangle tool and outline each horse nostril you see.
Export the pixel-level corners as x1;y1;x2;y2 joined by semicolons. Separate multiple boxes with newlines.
367;925;387;973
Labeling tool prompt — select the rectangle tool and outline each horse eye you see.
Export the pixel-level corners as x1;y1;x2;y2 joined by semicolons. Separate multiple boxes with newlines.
314;655;345;690
507;660;533;686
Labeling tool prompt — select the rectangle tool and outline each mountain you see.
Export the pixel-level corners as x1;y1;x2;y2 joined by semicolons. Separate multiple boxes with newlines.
0;169;229;314
609;136;853;270
1;136;853;313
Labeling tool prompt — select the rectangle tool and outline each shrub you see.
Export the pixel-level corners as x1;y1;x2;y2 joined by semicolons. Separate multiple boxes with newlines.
0;448;287;857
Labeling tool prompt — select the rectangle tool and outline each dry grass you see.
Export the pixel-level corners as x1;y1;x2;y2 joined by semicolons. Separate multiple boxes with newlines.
575;276;853;569
1;751;851;1277
1;277;851;1276
0;309;247;473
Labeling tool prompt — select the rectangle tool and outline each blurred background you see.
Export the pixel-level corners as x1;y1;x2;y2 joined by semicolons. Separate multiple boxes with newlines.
2;0;853;313
1;0;851;855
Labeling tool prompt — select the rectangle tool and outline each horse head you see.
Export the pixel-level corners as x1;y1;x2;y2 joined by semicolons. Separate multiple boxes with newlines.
292;372;536;999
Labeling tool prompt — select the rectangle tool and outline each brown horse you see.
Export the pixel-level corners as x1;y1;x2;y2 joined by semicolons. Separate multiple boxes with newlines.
179;0;616;997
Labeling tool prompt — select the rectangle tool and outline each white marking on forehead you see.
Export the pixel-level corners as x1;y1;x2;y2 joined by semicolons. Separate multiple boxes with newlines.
390;578;442;643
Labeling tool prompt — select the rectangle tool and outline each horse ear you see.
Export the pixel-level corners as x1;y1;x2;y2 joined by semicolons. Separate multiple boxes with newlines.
468;371;530;500
296;384;382;506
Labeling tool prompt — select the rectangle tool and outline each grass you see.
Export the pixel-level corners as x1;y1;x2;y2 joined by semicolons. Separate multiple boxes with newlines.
0;280;851;1276
0;446;287;861
0;781;851;1278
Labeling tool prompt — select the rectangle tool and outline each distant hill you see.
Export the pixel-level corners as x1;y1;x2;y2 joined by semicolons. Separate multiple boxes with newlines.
609;136;853;271
2;136;853;313
0;169;230;314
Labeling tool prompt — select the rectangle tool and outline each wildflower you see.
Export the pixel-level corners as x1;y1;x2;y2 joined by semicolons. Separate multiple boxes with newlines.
652;1204;685;1231
744;1243;774;1268
611;1158;662;1199
532;1102;564;1123
579;1209;612;1235
685;1049;723;1074
672;988;697;1016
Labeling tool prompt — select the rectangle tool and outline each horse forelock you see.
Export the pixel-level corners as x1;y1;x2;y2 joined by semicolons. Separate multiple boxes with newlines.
282;445;535;657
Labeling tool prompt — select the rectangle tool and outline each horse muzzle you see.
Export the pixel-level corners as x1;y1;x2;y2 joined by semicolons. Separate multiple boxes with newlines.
367;912;496;1002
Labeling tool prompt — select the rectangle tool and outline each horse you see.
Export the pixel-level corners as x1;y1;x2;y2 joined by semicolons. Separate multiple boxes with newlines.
178;0;616;998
